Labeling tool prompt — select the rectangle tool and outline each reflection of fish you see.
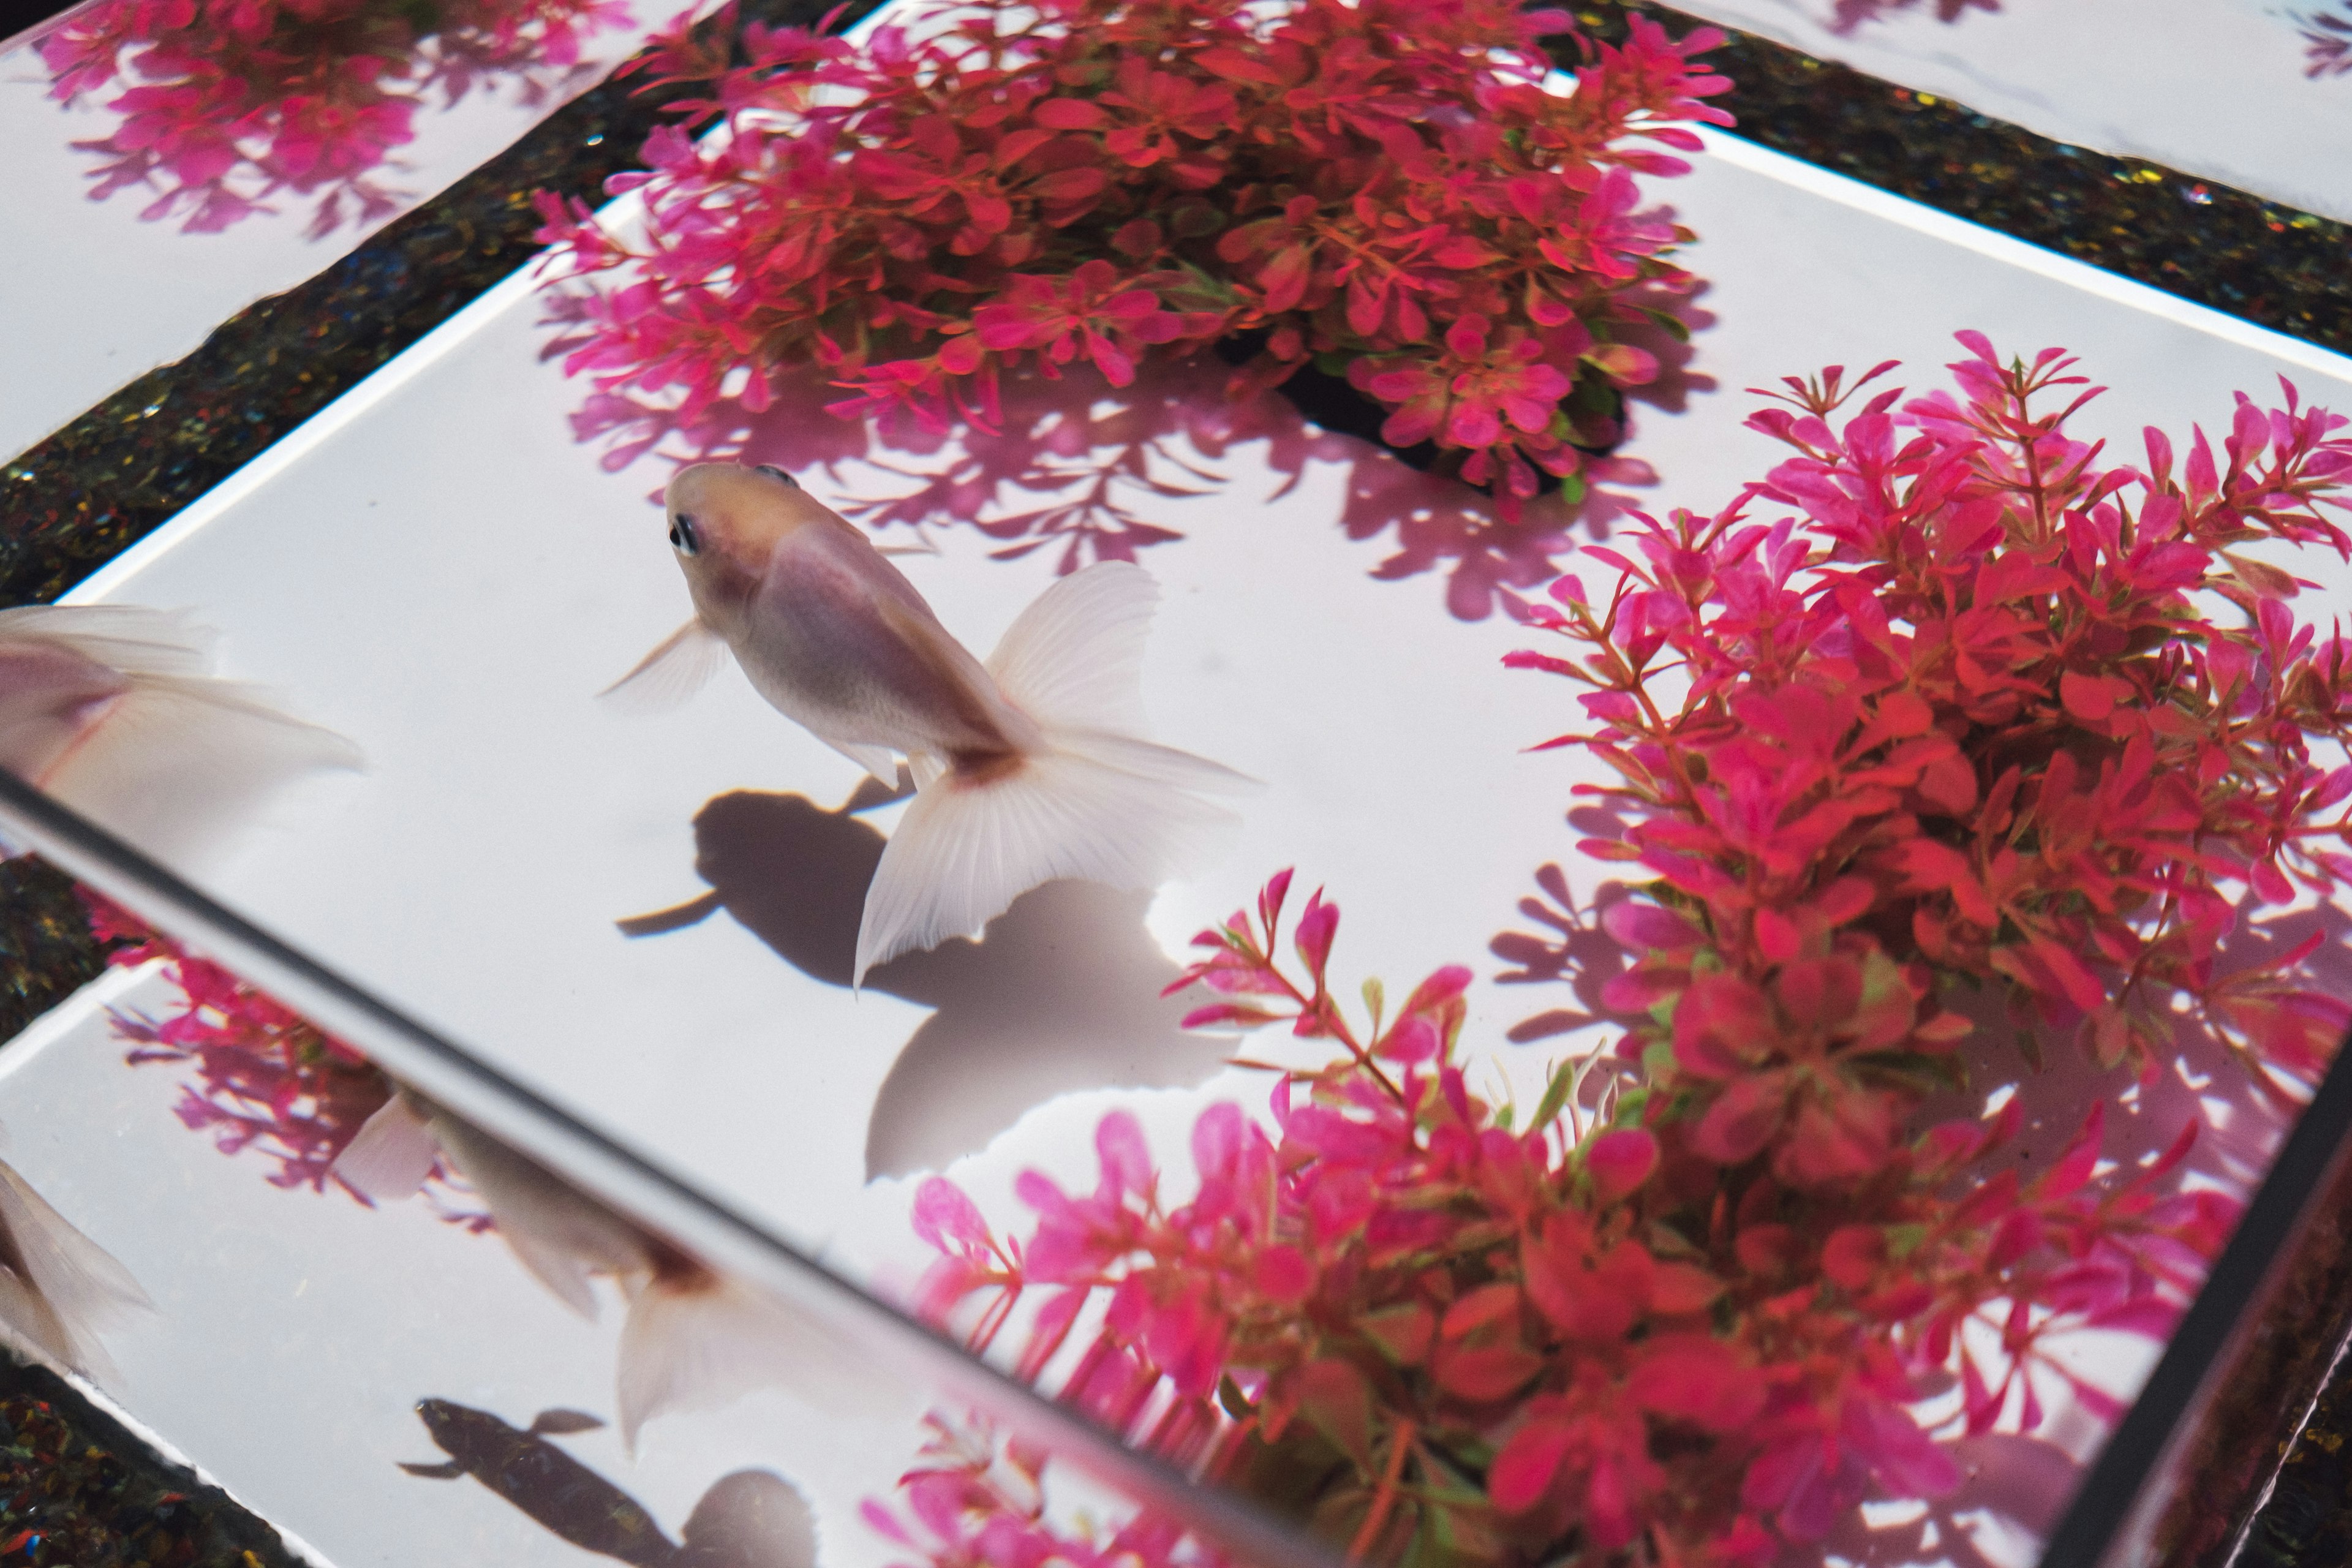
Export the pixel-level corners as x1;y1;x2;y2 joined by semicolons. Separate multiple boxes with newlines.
0;605;358;860
0;1147;152;1381
401;1401;817;1568
336;1090;859;1448
604;462;1249;983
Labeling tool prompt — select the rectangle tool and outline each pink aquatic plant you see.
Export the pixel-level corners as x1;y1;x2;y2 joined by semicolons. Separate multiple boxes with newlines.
533;0;1729;512
40;0;631;235
891;339;2352;1565
908;873;2233;1565
81;891;483;1222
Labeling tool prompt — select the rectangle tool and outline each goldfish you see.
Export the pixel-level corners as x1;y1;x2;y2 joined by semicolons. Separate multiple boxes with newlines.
603;464;1248;984
0;604;357;861
0;1143;152;1381
336;1088;862;1449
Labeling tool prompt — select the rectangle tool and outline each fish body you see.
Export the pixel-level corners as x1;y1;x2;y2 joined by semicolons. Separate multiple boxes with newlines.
0;1146;152;1381
607;464;1248;981
0;604;357;861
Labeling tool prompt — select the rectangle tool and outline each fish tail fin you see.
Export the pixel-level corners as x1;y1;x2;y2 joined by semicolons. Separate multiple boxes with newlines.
0;1156;154;1382
615;1265;862;1453
853;562;1251;984
330;1093;442;1205
19;606;360;859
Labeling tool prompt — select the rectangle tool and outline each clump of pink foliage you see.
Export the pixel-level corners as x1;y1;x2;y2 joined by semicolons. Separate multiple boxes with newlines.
39;0;631;235
894;341;2352;1566
81;891;481;1223
533;0;1727;510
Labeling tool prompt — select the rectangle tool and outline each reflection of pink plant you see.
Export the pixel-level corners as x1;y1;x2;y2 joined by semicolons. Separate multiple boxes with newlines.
865;1417;1226;1568
534;0;1728;513
39;0;630;235
80;892;484;1224
2301;4;2352;76
1826;0;2002;32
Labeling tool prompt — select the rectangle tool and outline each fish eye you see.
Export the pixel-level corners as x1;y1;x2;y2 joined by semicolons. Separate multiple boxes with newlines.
755;464;799;489
669;513;700;556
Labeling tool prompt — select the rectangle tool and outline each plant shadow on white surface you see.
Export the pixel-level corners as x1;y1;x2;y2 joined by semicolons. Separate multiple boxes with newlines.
554;288;1713;623
618;778;1229;1179
398;1398;816;1568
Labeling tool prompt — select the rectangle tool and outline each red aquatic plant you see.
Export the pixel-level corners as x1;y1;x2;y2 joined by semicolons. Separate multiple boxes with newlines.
40;0;631;235
1512;336;2352;1102
532;0;1728;511
908;873;2233;1566
894;340;2352;1565
80;891;483;1222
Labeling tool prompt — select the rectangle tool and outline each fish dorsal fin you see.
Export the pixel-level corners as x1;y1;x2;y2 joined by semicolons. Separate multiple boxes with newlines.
0;604;214;679
600;619;726;714
984;562;1156;736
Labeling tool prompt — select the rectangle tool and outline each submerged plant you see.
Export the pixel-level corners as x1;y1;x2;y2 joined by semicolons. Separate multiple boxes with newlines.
895;341;2352;1566
533;0;1728;509
40;0;630;235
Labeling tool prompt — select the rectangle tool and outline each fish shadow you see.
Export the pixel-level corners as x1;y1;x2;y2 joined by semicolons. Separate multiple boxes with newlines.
399;1400;815;1568
627;783;1230;1178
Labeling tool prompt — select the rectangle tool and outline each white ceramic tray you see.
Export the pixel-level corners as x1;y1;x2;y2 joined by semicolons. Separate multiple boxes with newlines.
10;115;2352;1568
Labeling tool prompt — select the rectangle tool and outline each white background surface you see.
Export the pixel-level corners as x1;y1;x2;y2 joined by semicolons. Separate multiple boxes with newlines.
12;126;2352;1568
1659;0;2352;222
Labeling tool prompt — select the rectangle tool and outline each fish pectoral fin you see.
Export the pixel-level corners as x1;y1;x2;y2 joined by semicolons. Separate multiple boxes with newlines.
824;739;903;790
599;619;726;714
398;1460;468;1480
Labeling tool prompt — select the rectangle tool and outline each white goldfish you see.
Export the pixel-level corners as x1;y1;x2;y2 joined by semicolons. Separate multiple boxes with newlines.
0;1141;152;1381
603;463;1250;984
335;1090;862;1449
0;604;357;861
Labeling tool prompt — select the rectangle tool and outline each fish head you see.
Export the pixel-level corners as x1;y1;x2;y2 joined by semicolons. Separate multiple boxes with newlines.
413;1397;508;1461
662;464;834;638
